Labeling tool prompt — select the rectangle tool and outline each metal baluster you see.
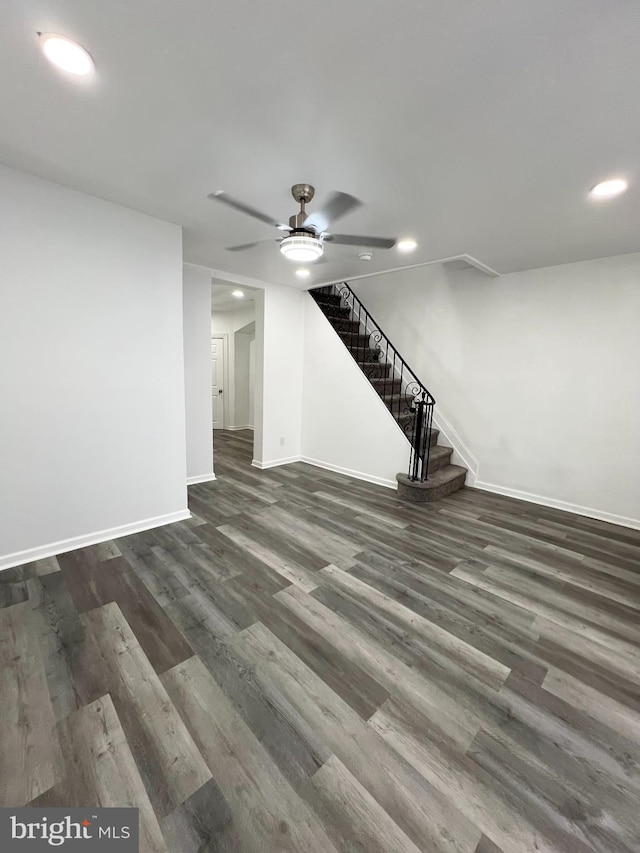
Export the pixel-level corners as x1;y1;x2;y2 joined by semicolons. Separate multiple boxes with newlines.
391;349;397;421
423;400;433;481
352;295;357;352
399;362;404;427
364;308;370;377
410;395;424;481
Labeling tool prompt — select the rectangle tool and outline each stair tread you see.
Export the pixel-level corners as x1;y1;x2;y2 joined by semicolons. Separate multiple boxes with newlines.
428;445;453;460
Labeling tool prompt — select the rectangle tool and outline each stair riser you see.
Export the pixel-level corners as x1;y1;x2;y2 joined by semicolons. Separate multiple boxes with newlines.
313;295;342;308
427;450;453;473
347;348;381;362
396;472;466;502
398;420;440;447
340;333;374;348
382;396;434;415
331;320;361;334
373;381;403;396
324;310;352;321
358;364;392;379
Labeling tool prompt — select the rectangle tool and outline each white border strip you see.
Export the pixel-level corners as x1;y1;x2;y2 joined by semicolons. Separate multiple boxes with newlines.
252;455;301;469
474;480;640;531
300;456;398;490
0;509;191;572
251;454;398;488
226;425;254;432
186;473;217;485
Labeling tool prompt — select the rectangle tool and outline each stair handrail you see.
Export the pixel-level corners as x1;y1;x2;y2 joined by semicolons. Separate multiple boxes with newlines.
336;281;435;406
311;282;436;481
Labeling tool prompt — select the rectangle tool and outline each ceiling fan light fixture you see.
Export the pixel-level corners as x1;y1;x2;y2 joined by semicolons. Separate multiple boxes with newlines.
279;234;324;262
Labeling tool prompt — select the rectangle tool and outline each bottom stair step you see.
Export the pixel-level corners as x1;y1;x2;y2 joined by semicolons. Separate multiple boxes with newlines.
396;464;467;502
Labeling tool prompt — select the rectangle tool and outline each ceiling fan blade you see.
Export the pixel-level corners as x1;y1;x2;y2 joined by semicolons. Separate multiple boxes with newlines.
303;191;362;233
324;233;397;249
226;239;274;252
208;191;288;229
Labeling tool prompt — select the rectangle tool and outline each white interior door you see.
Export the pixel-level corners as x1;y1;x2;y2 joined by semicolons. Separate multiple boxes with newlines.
211;337;225;429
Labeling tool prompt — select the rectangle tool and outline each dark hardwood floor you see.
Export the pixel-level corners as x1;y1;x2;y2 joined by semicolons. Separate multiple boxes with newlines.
2;428;640;851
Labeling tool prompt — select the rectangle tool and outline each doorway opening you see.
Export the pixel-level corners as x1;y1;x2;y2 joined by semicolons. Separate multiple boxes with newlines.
211;281;259;470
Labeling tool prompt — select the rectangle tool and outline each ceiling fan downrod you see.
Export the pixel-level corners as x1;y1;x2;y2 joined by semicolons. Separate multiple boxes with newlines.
289;184;316;232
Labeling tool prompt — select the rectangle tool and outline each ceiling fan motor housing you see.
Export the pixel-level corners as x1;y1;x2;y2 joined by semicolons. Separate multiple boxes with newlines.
288;212;315;231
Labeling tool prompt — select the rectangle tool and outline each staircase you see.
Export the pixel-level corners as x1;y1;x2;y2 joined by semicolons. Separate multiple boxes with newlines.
310;284;467;501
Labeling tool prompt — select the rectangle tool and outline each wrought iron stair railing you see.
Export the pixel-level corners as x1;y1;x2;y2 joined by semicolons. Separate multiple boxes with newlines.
310;283;436;481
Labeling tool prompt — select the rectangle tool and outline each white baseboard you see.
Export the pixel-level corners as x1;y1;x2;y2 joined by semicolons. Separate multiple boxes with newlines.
0;509;192;573
252;455;301;469
252;453;399;489
186;472;217;485
300;456;398;490
473;480;640;531
226;425;254;432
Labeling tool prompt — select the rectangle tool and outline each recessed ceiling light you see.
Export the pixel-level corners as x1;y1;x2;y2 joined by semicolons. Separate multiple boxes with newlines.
359;252;373;262
232;290;244;298
296;269;310;278
397;238;418;253
38;33;95;75
589;178;628;199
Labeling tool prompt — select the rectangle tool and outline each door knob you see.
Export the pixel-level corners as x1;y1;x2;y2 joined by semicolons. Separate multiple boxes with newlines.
218;389;223;395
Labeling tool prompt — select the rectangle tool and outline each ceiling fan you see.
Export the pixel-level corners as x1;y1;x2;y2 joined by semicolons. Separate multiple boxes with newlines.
208;183;397;262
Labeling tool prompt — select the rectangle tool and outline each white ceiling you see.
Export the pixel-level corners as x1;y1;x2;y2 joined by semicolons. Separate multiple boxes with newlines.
211;282;257;312
2;1;639;288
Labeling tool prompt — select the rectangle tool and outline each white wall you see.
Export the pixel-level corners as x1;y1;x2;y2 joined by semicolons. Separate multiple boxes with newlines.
211;303;256;338
255;285;305;467
352;255;640;527
234;321;255;429
301;296;410;487
248;338;255;428
183;264;214;483
253;292;265;463
0;165;188;569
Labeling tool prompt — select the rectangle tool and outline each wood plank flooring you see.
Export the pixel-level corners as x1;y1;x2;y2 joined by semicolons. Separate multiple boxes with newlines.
1;428;640;852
